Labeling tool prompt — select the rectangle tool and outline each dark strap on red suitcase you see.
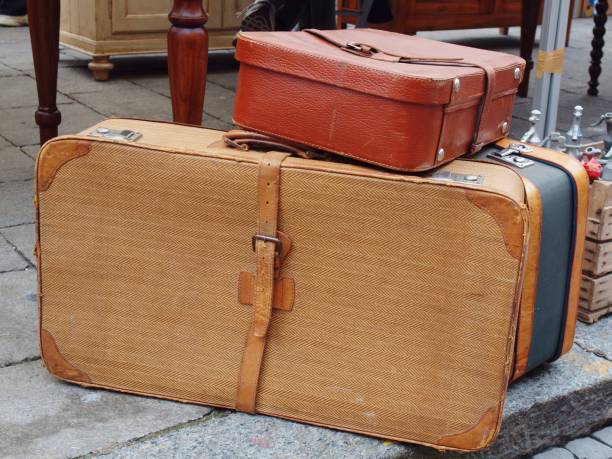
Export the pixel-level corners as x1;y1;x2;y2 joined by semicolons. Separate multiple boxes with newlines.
304;29;497;153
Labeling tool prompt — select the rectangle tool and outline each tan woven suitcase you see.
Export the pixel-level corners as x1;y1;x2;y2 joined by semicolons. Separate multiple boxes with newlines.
36;119;530;452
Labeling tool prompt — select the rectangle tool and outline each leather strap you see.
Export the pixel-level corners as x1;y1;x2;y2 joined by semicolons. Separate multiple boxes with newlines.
304;29;498;154
223;130;330;160
304;29;464;64
235;151;290;413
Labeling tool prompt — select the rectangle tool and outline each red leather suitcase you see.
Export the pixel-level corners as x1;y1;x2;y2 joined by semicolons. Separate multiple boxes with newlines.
233;28;526;171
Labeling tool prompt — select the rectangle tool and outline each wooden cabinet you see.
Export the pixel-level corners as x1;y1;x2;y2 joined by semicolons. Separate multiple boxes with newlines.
60;0;249;80
385;0;528;34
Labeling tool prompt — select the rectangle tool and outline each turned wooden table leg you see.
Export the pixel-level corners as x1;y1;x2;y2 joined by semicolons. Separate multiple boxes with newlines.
168;0;209;125
27;0;61;144
588;0;608;96
518;0;541;98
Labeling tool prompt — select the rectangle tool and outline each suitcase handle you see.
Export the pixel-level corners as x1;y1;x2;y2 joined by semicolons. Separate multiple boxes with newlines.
223;130;330;160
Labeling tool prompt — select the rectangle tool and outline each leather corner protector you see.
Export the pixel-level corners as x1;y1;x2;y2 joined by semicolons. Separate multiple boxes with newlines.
465;191;525;260
437;407;500;451
238;272;294;312
40;329;91;384
37;140;92;192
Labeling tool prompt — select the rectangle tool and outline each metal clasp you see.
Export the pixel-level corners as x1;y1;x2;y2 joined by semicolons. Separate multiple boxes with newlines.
487;147;535;169
88;127;142;142
252;235;283;253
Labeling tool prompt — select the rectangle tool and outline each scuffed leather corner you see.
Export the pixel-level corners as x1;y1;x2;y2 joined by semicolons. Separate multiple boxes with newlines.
437;407;499;451
465;190;526;259
40;329;91;384
37;140;92;192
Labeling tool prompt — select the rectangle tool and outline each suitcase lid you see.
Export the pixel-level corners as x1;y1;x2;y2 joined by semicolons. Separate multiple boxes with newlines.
235;28;526;106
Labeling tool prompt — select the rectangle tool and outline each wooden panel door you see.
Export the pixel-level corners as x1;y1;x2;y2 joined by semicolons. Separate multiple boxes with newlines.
222;0;251;28
111;0;173;33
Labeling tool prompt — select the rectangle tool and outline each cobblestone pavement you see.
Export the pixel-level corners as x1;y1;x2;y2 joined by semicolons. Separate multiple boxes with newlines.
0;18;611;459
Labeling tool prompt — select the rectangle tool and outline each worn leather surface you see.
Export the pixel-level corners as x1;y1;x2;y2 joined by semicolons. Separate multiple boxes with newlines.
40;329;92;384
234;29;525;171
37;140;92;191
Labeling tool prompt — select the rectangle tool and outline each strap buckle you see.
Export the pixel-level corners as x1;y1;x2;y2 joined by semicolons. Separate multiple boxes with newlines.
343;42;378;56
252;235;283;254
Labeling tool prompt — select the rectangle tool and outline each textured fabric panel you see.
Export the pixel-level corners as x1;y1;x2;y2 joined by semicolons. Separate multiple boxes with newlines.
38;135;523;446
39;143;257;406
257;168;521;442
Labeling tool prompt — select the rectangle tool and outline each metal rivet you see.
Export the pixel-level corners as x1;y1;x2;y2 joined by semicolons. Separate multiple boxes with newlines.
96;127;109;134
453;78;461;92
437;148;445;162
502;121;509;135
514;68;521;80
465;175;479;181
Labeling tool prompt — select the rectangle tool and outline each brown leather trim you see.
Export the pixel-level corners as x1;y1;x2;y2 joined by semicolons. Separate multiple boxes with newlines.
512;178;542;381
238;272;294;312
236;151;290;414
40;329;92;384
465;190;525;259
497;139;589;356
437;407;499;450
36;140;92;192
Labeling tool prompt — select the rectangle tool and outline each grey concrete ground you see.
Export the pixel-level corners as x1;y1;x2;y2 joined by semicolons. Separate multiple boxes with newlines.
0;18;611;459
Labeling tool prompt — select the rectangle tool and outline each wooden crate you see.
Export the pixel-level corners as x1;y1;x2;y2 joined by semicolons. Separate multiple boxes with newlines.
579;180;612;323
579;272;612;324
586;180;612;241
583;239;612;276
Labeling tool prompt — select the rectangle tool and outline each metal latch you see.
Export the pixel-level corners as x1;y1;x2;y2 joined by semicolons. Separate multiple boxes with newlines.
487;145;534;169
430;170;484;184
88;127;142;142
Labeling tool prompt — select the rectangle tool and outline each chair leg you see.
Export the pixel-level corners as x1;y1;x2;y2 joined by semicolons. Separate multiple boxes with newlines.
168;0;209;125
588;0;608;96
518;0;541;98
27;0;62;144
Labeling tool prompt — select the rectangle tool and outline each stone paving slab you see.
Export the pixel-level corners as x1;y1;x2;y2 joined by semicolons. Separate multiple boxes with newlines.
0;103;103;147
1;223;35;266
103;411;408;459
0;235;28;272
532;447;575;459
575;316;612;362
69;82;173;121
0;268;38;367
0;61;21;77
0;361;213;459
20;144;40;160
592;426;612;448
565;437;612;459
0;75;70;109
0;179;34;228
0;145;34;182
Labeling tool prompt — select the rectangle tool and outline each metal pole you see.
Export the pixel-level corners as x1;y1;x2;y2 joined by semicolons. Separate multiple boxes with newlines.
531;0;571;141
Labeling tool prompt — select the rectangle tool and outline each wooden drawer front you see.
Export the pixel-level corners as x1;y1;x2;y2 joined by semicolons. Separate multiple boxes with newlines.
414;0;488;16
111;0;173;33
